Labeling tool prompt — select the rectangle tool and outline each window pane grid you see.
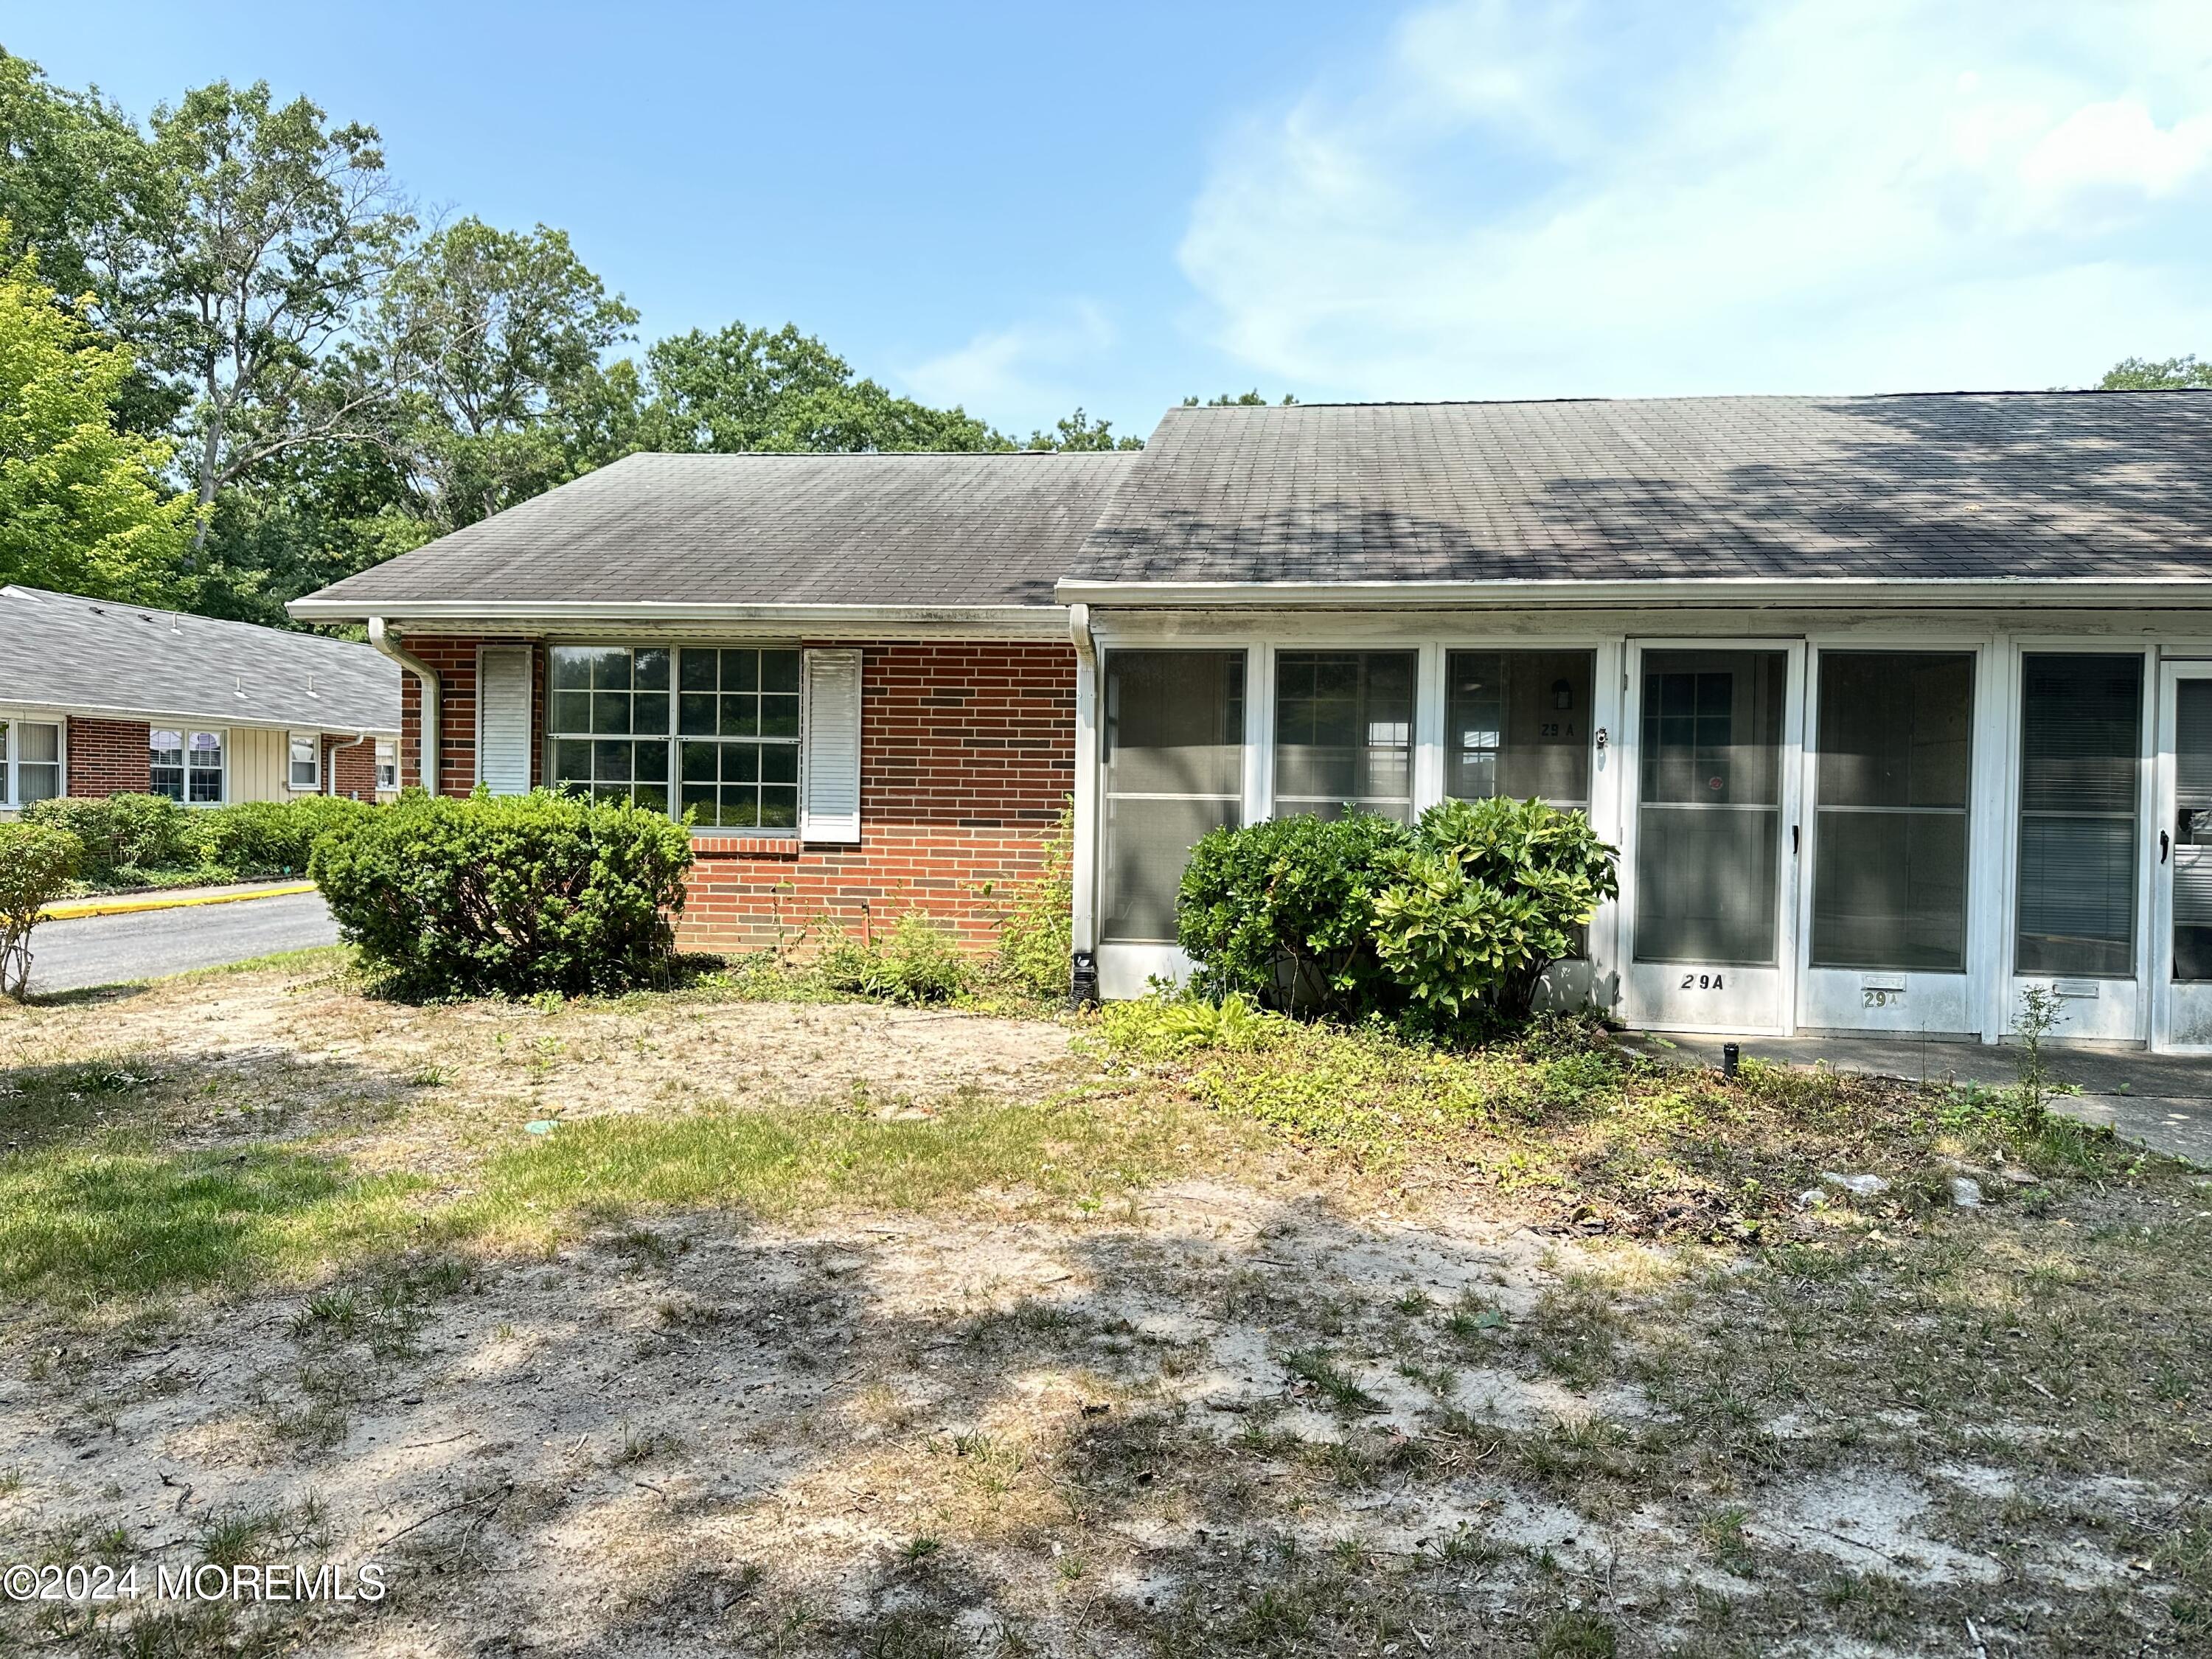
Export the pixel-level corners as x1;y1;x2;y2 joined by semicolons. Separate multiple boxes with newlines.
1272;651;1414;822
2016;653;2142;978
547;644;799;829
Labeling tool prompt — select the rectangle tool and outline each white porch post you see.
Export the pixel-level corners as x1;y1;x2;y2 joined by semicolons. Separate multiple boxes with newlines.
1068;604;1101;998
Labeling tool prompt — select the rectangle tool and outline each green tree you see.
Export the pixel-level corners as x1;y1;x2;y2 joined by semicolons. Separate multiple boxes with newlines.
0;50;145;307
131;80;413;553
1025;407;1143;451
1183;389;1298;406
378;217;639;528
639;320;1005;453
0;238;192;602
2101;355;2212;390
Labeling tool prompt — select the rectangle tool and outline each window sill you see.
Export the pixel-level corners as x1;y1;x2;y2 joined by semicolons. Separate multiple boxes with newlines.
690;833;802;858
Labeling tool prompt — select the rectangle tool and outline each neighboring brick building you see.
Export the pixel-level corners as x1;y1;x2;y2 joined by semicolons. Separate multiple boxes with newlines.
1;584;402;816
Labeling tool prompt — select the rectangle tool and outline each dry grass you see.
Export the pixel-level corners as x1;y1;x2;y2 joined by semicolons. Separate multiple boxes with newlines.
0;953;2205;1657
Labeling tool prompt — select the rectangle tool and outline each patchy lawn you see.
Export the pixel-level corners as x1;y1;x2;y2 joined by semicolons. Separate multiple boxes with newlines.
0;953;2206;1657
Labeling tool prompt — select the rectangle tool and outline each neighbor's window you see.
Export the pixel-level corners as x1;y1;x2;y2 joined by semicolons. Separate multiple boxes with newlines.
546;644;801;830
375;739;397;790
2017;653;2143;978
1102;650;1245;944
1;720;61;807
288;731;320;791
1273;650;1415;821
1444;650;1594;809
150;728;224;804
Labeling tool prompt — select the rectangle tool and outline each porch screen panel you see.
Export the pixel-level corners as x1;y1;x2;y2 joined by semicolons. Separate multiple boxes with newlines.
1102;650;1245;945
1812;652;1973;971
2171;681;2212;981
1273;651;1415;821
1634;650;1786;964
1445;650;1595;808
2016;653;2142;978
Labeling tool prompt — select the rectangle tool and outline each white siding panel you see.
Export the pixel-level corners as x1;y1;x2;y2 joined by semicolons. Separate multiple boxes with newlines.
476;646;534;796
800;649;863;844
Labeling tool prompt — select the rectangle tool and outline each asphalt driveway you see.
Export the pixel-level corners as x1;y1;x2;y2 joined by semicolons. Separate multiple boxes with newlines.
24;891;338;995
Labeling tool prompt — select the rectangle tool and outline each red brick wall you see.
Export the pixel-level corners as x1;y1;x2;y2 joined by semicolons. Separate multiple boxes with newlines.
65;717;152;796
394;636;1076;953
324;734;380;801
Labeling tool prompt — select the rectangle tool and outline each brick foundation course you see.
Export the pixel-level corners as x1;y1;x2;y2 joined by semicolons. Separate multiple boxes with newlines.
394;636;1074;953
65;717;152;796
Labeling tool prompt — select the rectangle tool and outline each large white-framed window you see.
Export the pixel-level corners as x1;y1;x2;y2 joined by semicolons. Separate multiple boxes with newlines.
545;644;802;832
150;728;225;804
1;719;63;808
2014;651;2145;979
375;739;397;790
288;731;321;792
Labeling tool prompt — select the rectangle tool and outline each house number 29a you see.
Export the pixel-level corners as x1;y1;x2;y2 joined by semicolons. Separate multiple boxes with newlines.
1680;973;1725;991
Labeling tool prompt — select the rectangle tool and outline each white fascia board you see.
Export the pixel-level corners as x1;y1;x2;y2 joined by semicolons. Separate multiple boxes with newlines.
1051;576;2212;609
0;697;398;736
285;599;1071;639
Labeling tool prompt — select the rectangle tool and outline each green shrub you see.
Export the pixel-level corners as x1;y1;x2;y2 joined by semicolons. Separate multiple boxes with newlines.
309;788;693;1001
1175;799;1618;1030
183;796;375;878
1176;811;1416;1016
25;793;189;877
816;912;970;1006
0;823;80;998
1370;797;1619;1023
996;807;1073;997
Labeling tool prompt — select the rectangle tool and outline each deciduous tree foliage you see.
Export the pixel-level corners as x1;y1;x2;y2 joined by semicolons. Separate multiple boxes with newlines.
0;238;192;601
0;46;1152;630
2102;355;2212;390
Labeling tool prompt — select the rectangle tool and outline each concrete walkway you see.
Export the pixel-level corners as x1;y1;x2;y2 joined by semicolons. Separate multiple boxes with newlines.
1623;1029;2212;1165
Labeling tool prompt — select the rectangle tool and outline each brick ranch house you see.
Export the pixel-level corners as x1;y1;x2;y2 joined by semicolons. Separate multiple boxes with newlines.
2;584;400;815
291;392;2212;1053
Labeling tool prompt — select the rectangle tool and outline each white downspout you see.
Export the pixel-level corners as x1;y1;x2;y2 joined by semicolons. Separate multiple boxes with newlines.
1068;602;1100;1004
368;619;439;795
331;731;375;800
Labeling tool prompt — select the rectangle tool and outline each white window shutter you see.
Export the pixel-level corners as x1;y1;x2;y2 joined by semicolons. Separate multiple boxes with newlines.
476;644;534;796
800;648;863;844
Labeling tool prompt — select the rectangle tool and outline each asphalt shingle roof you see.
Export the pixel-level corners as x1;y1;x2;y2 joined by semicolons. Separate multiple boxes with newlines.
3;585;400;732
300;451;1141;613
1069;392;2212;587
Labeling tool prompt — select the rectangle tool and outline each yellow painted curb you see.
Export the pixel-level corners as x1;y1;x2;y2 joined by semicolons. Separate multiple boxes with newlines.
40;881;318;922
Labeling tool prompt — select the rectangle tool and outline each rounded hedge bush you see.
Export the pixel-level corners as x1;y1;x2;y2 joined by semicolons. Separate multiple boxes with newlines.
1176;796;1618;1029
310;788;694;1000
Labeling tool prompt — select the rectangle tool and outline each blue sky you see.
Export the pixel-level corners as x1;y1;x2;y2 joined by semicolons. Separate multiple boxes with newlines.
11;1;2212;441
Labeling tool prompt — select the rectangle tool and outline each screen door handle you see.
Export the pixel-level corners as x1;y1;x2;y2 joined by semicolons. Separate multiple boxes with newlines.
2162;830;2171;864
1791;824;1801;856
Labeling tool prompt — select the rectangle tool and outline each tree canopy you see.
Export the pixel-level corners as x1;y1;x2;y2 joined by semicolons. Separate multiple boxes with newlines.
2102;355;2212;391
0;47;1156;628
0;237;192;602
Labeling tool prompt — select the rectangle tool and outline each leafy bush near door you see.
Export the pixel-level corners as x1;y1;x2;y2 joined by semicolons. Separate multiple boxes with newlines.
310;788;693;1000
1176;796;1618;1031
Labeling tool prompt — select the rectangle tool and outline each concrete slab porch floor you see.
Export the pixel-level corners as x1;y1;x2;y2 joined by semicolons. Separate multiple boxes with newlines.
1621;1030;2212;1166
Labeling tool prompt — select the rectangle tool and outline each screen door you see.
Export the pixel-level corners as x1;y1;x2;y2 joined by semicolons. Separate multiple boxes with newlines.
1624;644;1801;1032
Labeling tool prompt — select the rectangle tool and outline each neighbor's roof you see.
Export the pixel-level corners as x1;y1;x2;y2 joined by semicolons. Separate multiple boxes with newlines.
1;585;400;734
1063;392;2212;595
291;450;1140;619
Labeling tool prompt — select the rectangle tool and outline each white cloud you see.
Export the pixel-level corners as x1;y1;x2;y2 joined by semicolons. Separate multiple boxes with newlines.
1178;0;2212;398
900;302;1115;429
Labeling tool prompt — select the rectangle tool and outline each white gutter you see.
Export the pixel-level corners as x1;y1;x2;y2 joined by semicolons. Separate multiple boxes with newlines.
1067;602;1100;1004
1051;575;2212;609
369;619;439;793
329;731;375;799
289;598;1068;636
